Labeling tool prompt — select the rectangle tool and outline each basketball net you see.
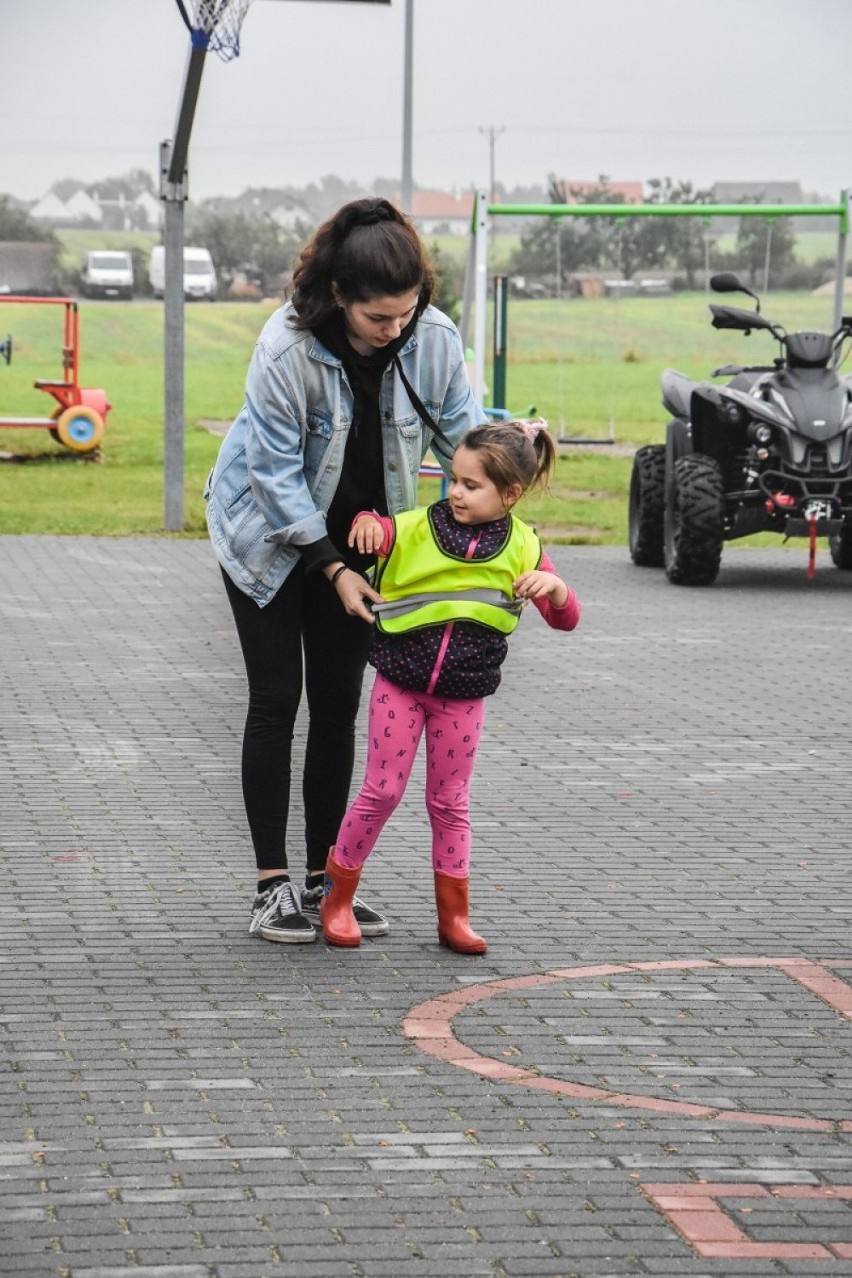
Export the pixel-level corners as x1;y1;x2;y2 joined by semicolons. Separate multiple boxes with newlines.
174;0;254;62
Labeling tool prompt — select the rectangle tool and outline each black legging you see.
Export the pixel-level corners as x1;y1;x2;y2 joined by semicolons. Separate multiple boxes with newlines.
222;565;372;875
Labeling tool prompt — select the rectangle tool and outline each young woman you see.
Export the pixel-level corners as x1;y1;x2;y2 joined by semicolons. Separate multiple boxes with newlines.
319;420;581;954
206;198;483;943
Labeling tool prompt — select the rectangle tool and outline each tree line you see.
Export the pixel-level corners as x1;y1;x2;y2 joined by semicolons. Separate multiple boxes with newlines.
508;176;809;291
0;170;837;299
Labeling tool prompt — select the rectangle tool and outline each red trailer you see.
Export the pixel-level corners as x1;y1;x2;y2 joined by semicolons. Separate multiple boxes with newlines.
0;296;111;453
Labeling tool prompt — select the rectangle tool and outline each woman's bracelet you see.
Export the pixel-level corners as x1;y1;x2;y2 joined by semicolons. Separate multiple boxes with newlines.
330;563;348;586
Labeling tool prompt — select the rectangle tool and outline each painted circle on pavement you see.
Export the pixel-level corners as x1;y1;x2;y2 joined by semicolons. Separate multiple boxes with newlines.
403;957;852;1131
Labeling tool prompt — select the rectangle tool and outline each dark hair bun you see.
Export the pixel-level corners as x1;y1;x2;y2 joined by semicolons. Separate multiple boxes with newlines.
357;205;393;227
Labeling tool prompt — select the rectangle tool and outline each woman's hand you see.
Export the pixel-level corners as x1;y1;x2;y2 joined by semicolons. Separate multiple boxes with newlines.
513;569;568;608
327;565;384;623
348;515;385;556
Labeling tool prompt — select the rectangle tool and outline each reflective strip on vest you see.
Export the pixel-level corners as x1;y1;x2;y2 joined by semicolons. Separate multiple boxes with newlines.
372;588;525;621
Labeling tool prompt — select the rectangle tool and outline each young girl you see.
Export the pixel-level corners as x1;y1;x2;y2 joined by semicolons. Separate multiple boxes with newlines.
319;419;581;953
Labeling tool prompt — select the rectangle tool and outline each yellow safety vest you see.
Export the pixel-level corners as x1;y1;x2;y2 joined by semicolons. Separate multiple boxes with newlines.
372;506;542;636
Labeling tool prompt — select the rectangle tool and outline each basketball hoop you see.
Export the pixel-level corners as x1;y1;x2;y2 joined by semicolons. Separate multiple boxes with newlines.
173;0;254;62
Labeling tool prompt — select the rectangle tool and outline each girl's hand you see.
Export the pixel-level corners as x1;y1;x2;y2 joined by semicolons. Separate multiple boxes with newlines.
514;569;568;608
330;566;384;623
349;515;385;556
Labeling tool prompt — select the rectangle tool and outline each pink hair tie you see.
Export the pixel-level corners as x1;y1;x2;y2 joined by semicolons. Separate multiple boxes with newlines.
517;418;548;444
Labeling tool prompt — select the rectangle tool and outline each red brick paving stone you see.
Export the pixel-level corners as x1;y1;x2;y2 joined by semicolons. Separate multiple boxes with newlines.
774;959;852;1016
698;1241;833;1259
712;1109;836;1130
662;1207;747;1242
641;1182;852;1262
771;1185;852;1198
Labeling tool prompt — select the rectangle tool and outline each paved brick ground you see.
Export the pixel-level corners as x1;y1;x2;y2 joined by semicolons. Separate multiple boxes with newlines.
1;535;851;1278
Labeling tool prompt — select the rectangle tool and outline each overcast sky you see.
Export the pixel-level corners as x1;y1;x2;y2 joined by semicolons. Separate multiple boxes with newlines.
2;0;851;204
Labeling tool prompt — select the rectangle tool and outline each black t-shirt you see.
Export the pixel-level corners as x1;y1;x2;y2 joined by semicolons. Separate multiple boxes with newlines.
300;309;418;576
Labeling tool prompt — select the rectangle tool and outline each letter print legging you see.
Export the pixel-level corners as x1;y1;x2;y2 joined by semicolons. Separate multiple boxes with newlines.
335;674;485;877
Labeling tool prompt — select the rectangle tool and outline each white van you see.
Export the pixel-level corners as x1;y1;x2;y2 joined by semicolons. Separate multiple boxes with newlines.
81;250;134;300
149;245;217;301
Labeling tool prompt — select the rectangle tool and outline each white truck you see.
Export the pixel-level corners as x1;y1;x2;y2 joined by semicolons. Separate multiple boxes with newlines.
149;245;217;300
81;250;134;300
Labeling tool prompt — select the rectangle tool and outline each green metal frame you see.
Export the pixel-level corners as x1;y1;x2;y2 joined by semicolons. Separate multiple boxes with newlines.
485;201;848;226
462;190;852;410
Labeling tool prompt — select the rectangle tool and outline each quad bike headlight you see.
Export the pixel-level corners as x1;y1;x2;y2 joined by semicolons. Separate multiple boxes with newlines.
748;421;773;446
722;400;744;424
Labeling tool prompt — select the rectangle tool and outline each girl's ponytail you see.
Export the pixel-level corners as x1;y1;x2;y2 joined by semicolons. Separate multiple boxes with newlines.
516;419;557;490
462;418;556;497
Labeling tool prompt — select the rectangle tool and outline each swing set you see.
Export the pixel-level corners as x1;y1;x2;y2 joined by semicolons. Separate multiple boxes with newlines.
459;188;851;443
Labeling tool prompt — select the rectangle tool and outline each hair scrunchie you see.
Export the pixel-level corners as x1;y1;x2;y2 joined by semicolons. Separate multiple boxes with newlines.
517;418;548;445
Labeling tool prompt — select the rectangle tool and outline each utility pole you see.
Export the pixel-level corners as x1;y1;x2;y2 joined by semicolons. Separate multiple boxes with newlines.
400;0;414;213
478;125;505;203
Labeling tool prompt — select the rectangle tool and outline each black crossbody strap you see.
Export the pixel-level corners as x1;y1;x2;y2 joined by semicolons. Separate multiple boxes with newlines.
393;356;455;461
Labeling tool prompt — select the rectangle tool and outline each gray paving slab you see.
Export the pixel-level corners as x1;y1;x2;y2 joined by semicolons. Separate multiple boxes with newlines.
1;534;851;1278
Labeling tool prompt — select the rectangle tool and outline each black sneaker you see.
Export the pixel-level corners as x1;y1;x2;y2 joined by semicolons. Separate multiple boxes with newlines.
249;880;316;944
301;881;390;938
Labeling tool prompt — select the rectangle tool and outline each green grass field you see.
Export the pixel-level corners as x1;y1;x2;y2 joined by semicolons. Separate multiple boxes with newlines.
0;290;844;542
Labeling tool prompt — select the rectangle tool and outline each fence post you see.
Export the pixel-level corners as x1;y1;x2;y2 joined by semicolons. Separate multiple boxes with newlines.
472;191;489;406
832;188;850;335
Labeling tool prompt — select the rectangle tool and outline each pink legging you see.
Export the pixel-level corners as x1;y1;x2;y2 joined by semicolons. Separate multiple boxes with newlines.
334;673;485;878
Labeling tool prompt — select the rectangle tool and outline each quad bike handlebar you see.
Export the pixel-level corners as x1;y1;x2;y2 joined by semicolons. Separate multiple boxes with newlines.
709;274;852;370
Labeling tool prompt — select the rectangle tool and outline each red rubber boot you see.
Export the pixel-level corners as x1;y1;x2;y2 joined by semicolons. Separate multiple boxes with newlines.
320;851;363;948
434;871;487;954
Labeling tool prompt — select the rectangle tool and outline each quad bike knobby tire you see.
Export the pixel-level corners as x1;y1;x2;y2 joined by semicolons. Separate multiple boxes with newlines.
628;444;665;566
829;524;852;569
664;454;725;586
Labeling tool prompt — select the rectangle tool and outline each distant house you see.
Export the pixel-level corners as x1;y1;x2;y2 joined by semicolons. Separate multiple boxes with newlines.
29;186;102;227
133;190;162;230
553;180;644;205
266;198;311;231
708;180;839;233
63;189;103;224
569;272;607;299
93;190;162;231
408;190;474;236
711;180;804;205
29;191;71;224
208;189;313;229
28;185;161;230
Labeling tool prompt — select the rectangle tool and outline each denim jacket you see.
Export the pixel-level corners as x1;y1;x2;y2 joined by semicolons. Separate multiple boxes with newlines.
205;302;482;605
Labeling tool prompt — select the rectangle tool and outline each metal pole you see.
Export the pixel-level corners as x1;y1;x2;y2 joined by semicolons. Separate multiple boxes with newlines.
168;43;206;186
478;126;504;203
161;144;186;532
492;273;507;410
472;192;490;406
458;220;476;350
160;40;206;532
400;0;414;213
832;188;850;336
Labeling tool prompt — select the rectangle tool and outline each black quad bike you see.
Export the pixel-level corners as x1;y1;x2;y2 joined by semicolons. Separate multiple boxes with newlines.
628;273;852;584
